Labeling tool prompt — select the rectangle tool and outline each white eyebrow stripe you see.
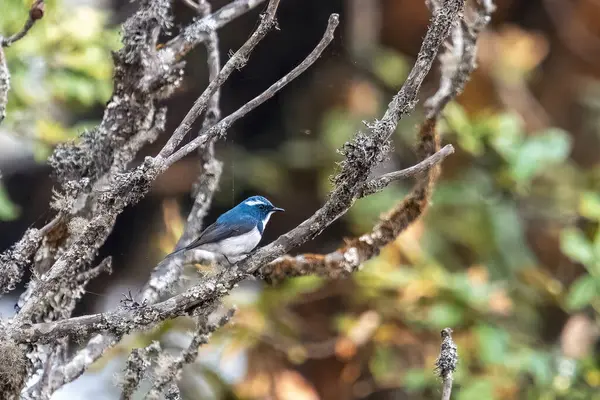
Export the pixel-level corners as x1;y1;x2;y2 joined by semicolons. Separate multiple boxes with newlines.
245;200;266;206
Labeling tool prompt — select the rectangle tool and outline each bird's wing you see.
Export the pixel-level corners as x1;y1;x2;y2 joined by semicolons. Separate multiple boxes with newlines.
184;216;256;251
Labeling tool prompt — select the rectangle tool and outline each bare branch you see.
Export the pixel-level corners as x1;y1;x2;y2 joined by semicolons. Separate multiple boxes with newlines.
260;0;494;282
142;13;341;303
120;342;162;400
425;0;494;118
0;46;8;123
45;335;119;394
0;228;42;295
358;144;455;198
1;0;45;47
145;0;225;305
7;1;459;344
143;308;235;399
157;0;281;159
237;0;465;276
160;0;267;63
436;328;458;400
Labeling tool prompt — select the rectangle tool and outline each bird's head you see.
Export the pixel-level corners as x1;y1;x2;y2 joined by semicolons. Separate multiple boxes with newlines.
237;196;284;230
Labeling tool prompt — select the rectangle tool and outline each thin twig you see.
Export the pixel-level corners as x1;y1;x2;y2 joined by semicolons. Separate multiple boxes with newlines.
143;308;235;399
1;0;45;47
358;144;455;197
142;13;340;303
120;342;161;400
436;328;458;400
9;14;341;345
161;0;267;62
156;0;281;159
0;46;8;123
142;0;225;306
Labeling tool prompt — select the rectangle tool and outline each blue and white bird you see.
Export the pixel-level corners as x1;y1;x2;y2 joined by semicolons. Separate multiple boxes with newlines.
166;195;284;262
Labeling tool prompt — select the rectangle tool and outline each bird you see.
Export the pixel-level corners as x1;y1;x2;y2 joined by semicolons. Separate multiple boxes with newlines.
165;195;284;263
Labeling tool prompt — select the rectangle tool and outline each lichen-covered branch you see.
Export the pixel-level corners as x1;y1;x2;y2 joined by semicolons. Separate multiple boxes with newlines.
259;0;493;282
142;12;341;302
0;46;8;123
143;308;235;399
119;341;162;400
358;144;455;198
436;328;458;400
142;0;225;306
0;1;496;397
156;0;281;159
160;0;267;64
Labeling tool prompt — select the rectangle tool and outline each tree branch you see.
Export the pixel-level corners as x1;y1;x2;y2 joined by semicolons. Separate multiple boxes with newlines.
436;328;458;400
358;144;455;198
156;0;280;159
120;342;162;400
0;0;45;123
0;0;45;47
259;0;493;282
0;46;8;123
7;0;462;344
142;12;341;302
143;308;235;399
160;0;267;63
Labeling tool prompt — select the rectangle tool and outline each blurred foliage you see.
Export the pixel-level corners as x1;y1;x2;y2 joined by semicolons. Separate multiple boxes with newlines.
1;0;119;160
208;44;600;399
2;1;599;399
0;180;20;221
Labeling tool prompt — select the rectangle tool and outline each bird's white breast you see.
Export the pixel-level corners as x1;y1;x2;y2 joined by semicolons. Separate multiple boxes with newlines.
201;227;262;257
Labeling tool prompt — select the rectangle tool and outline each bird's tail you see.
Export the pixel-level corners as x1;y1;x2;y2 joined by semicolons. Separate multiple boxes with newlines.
163;245;188;260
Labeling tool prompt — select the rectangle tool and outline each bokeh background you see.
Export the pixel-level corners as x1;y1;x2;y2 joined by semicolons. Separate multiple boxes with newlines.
1;0;600;399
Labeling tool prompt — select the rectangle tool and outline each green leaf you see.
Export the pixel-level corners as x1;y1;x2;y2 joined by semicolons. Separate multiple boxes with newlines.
427;303;464;329
560;228;595;267
565;275;597;311
372;48;409;88
0;183;20;221
490;112;525;160
580;191;600;221
403;369;429;392
527;351;553;385
509;128;572;183
457;380;494;400
444;103;482;155
475;324;509;365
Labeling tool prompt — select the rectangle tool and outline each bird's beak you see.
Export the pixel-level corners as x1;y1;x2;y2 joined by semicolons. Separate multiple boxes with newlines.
272;207;285;212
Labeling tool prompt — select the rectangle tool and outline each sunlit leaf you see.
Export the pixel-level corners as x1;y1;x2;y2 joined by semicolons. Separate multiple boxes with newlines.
560;228;595;267
372;48;409;88
580;191;600;222
403;369;429;392
565;275;597;311
0;183;20;221
476;323;509;365
509;128;572;183
490;112;524;160
457;379;494;400
443;103;483;155
427;303;465;329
